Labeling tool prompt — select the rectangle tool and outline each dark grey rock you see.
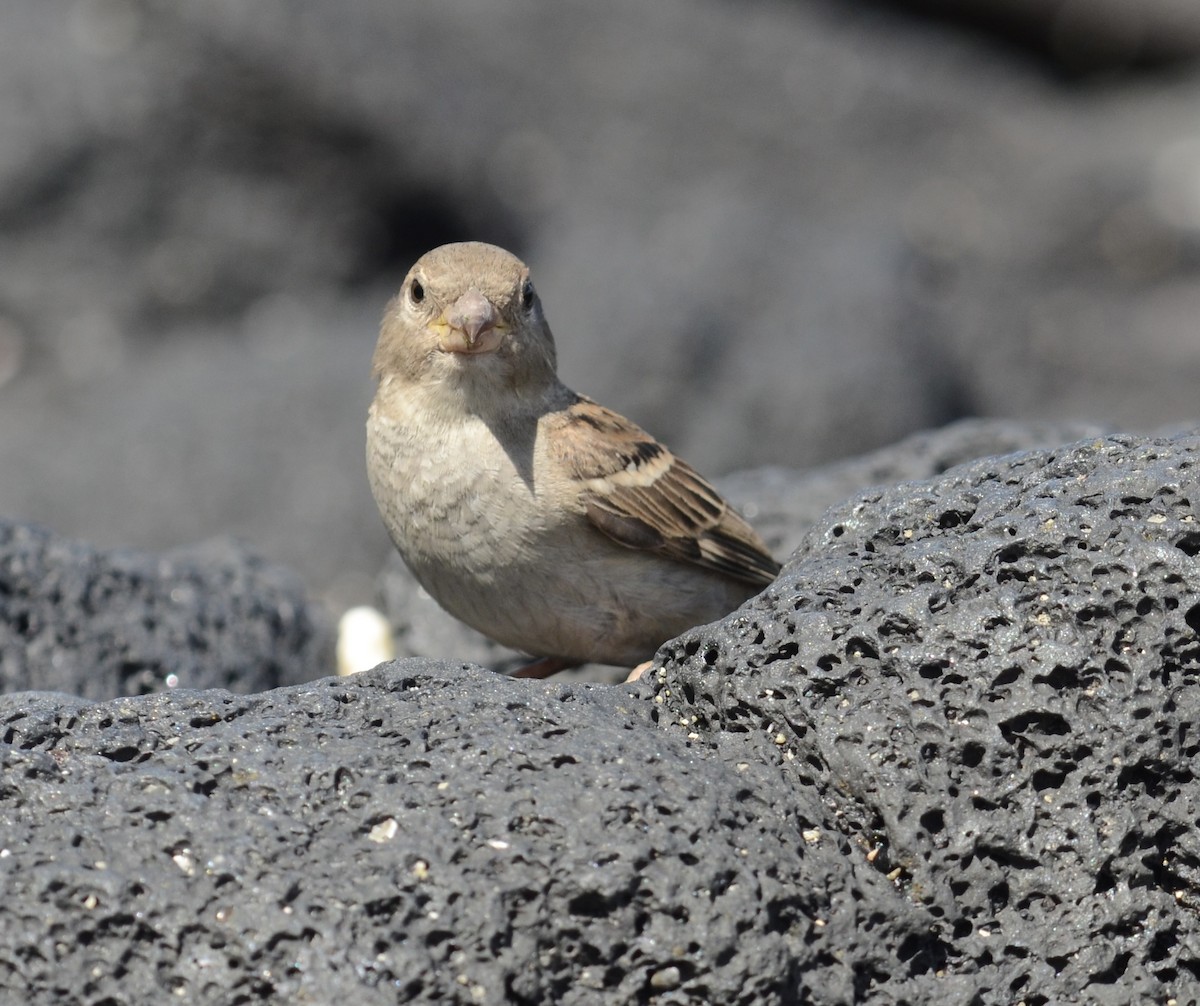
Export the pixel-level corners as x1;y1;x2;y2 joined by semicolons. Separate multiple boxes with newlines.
0;522;333;698
0;666;849;1005
720;416;1112;559
873;0;1200;74
653;426;1200;1002
2;426;1198;1003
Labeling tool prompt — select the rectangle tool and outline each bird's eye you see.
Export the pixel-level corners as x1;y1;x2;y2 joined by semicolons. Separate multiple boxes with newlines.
520;280;535;312
408;278;425;305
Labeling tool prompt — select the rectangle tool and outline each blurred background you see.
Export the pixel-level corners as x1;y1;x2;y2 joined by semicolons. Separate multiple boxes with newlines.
1;0;1198;613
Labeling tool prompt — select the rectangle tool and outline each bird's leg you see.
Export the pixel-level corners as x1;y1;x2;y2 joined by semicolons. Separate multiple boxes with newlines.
509;656;580;679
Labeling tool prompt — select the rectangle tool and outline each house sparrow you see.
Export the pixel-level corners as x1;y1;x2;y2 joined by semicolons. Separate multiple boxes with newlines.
367;241;780;678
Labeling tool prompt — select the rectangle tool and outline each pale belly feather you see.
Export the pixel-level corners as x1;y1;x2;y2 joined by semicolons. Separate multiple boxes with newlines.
367;400;754;665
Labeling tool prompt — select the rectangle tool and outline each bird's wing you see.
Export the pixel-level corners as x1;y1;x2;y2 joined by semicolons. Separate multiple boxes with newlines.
544;396;781;587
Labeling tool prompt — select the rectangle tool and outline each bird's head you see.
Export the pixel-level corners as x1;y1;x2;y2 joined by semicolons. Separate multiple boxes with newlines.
373;242;558;400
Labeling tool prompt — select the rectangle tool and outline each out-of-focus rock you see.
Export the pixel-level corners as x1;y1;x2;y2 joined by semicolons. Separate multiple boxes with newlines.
1;0;1199;607
0;521;332;697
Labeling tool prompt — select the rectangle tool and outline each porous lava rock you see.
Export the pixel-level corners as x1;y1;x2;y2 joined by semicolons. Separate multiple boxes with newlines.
0;427;1197;1004
653;428;1200;1002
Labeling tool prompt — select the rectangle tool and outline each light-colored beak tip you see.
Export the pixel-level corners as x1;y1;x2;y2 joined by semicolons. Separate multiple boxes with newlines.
447;289;497;344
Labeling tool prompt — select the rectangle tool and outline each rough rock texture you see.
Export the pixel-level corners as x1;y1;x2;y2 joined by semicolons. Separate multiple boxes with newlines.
652;426;1200;1002
2;1;1200;606
0;670;847;1005
0;521;332;698
1;426;1197;1004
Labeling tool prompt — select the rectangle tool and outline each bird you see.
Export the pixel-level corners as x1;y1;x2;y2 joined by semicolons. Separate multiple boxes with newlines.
366;241;780;679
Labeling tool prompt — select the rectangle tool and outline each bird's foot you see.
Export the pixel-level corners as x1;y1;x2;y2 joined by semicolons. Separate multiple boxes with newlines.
509;656;580;679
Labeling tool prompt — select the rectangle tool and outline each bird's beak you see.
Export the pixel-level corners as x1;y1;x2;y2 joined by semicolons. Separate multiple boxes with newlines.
435;289;505;355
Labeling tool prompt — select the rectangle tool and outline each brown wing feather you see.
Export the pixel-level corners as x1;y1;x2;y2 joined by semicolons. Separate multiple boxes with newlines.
547;397;780;587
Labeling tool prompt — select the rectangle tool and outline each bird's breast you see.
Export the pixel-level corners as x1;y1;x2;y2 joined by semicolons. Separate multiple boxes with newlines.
367;399;562;575
366;391;761;665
